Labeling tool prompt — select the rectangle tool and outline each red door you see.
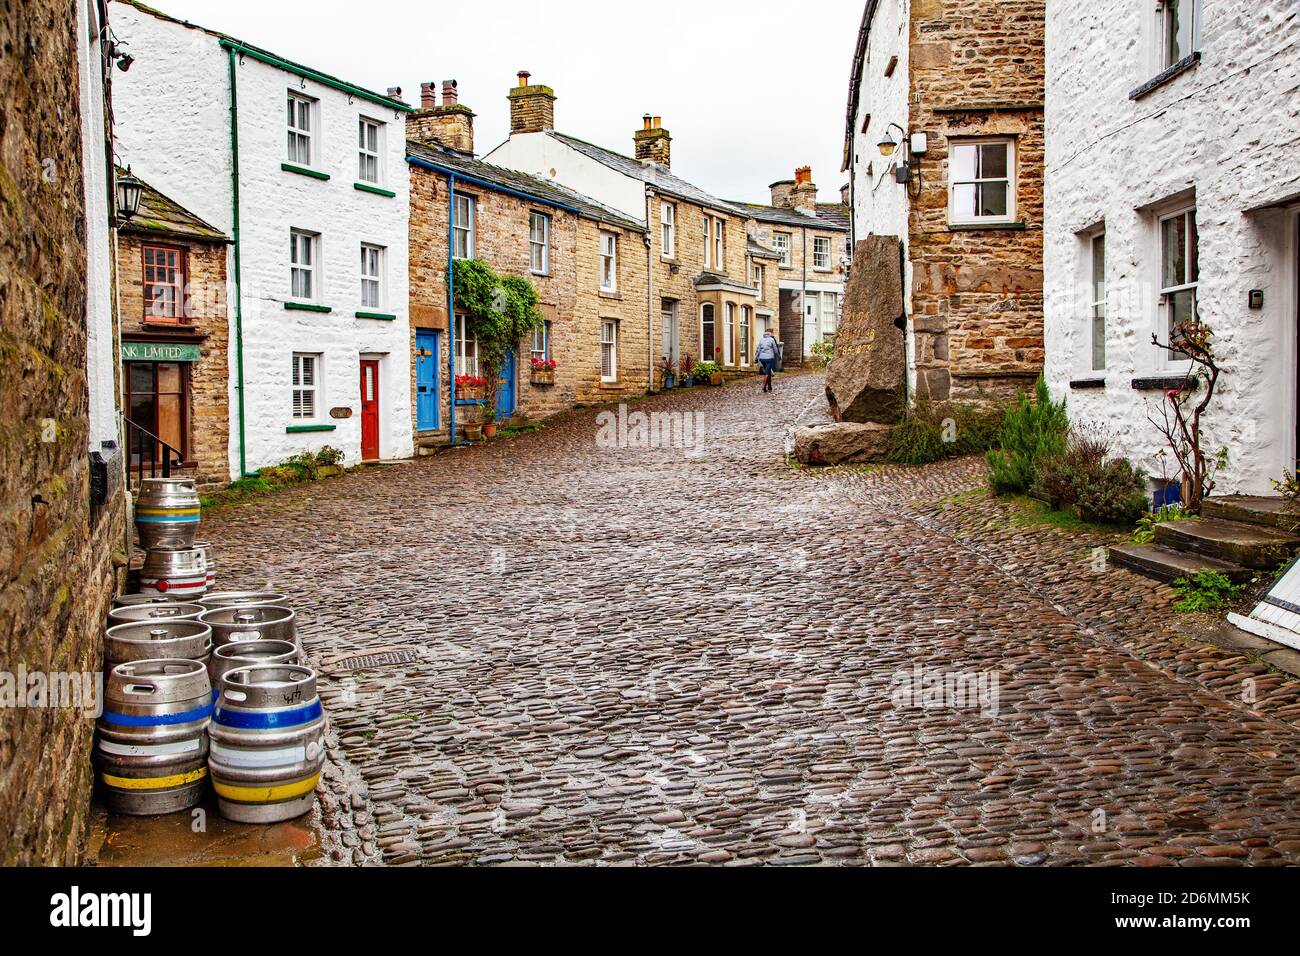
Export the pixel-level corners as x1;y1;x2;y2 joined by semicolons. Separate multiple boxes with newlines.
360;360;380;461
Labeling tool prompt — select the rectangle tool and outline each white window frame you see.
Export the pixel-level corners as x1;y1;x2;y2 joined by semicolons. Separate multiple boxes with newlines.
360;242;384;310
813;236;832;271
455;313;479;377
600;319;618;382
703;216;712;268
358;117;383;185
739;306;752;367
1089;231;1107;372
1158;206;1198;367
713;217;725;271
290;229;318;302
822;292;838;335
723;303;735;366
531;321;551;362
287;92;315;167
753;263;764;297
1160;0;1200;70
529;212;550;275
453;194;475;260
600;231;618;292
774;232;792;267
291;352;321;421
661;202;676;259
948;138;1016;226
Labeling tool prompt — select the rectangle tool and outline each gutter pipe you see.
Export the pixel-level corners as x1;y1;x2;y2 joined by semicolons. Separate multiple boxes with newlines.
645;186;655;393
226;46;250;476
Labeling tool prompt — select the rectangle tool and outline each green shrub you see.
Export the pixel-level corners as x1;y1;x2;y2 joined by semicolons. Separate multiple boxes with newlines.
986;375;1069;496
315;445;344;467
692;360;722;379
279;453;320;482
886;401;1005;465
1171;571;1245;613
810;340;835;369
1074;458;1149;525
1134;505;1190;544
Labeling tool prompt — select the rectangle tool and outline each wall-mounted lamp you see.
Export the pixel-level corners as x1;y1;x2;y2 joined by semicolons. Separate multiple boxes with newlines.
115;166;143;224
877;123;926;195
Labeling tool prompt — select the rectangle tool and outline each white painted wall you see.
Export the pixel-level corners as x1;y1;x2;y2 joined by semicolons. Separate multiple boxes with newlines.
486;131;647;221
1044;0;1300;496
111;2;414;477
78;0;119;454
849;0;916;394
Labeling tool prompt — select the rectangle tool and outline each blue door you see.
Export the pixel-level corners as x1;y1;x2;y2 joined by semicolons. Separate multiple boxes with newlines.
496;349;516;420
415;330;439;431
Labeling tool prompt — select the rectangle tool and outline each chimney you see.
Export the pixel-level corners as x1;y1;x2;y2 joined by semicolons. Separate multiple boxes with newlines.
508;70;556;134
387;86;403;101
634;114;671;168
770;179;796;208
407;79;476;153
840;182;850;205
791;166;818;215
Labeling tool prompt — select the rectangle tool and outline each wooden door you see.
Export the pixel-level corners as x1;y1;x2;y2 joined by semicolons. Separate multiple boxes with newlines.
360;359;380;461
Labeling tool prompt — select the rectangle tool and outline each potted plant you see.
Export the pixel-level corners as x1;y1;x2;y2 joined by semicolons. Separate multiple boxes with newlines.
530;356;557;385
481;403;498;438
462;421;483;441
678;354;694;387
659;356;676;390
693;360;723;386
456;374;486;402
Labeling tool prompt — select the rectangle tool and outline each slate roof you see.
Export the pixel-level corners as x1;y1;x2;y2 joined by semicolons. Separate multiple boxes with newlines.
748;238;783;261
406;140;646;232
730;201;851;233
117;168;228;243
547;131;747;217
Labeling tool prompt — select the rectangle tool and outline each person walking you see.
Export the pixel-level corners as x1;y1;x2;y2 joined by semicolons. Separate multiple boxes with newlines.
755;328;780;393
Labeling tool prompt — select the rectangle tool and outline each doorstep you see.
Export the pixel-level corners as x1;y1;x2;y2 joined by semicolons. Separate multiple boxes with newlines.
1197;619;1300;680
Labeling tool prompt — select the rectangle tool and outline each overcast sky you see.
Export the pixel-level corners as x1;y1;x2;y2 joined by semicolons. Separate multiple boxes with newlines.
133;0;863;206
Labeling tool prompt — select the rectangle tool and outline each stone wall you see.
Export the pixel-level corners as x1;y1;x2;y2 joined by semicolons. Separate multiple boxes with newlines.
907;0;1046;403
0;0;127;865
117;233;231;487
575;219;651;404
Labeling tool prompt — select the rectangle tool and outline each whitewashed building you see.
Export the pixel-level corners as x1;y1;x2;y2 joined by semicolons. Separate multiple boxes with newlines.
1044;0;1300;496
110;0;414;477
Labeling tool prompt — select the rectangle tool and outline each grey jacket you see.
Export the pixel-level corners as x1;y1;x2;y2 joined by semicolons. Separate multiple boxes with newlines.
755;332;780;363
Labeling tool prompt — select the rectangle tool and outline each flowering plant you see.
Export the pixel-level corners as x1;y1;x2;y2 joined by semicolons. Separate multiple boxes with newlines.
530;357;557;371
455;375;487;389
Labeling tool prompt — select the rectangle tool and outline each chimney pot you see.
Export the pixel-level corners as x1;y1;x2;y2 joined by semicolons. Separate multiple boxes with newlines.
442;79;458;106
420;82;436;109
517;70;531;87
795;166;813;185
387;86;402;99
642;114;653;131
653;116;662;129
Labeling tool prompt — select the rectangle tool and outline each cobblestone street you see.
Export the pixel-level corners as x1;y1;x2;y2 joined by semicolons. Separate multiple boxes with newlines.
207;373;1300;866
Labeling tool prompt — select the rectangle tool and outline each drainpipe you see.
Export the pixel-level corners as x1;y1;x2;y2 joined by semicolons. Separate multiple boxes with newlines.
226;46;250;476
801;226;809;360
645;186;655;393
447;173;459;445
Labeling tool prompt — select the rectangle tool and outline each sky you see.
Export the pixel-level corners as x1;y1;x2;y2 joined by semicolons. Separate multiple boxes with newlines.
129;0;864;206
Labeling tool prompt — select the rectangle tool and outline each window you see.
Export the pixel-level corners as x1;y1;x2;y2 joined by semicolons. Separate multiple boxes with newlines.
822;292;839;335
455;313;479;377
1162;0;1199;68
753;264;764;297
531;321;551;362
287;92;314;166
291;353;320;420
126;362;188;463
701;303;716;360
703;216;712;268
600;231;618;292
774;232;792;267
452;195;475;259
290;229;317;300
949;139;1015;224
529;212;550;274
813;236;832;271
661;202;676;258
1090;232;1106;371
360;243;384;309
723;303;735;365
142;244;186;321
601;319;618;382
739;307;752;367
358;118;382;184
1160;207;1198;358
713;217;725;270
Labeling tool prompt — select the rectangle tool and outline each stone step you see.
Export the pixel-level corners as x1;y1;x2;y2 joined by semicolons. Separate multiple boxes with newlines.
1108;544;1254;585
1202;495;1300;531
1153;517;1300;570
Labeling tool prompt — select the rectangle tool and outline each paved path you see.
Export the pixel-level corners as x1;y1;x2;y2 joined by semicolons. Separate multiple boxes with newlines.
207;372;1300;865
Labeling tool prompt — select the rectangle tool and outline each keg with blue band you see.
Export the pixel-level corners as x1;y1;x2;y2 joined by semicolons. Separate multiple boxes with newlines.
101;701;214;727
213;699;324;730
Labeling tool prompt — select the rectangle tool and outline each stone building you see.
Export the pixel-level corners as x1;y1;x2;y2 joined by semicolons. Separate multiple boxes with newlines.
733;167;851;364
111;0;415;474
116;173;231;488
1;0;128;864
486;74;766;388
405;82;645;443
1043;0;1300;496
844;0;1046;403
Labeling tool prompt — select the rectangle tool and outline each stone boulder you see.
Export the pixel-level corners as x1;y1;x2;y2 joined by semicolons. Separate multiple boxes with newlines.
792;422;894;466
825;235;907;424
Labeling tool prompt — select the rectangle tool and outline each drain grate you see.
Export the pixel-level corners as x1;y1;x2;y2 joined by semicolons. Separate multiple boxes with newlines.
322;648;421;673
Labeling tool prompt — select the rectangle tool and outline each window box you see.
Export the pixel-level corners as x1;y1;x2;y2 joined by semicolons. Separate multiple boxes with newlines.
354;182;396;198
355;310;396;321
530;368;556;386
282;162;330;181
285;302;332;313
285;424;337;434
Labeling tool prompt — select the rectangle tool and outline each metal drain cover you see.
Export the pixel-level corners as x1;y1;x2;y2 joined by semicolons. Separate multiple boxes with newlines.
321;648;421;674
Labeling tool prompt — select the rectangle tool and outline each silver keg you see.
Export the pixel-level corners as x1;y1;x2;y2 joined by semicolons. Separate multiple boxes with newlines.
209;664;326;823
108;602;206;627
139;547;208;599
134;477;201;550
113;592;189;609
194;541;217;590
199;605;297;650
95;659;212;815
210;639;300;686
199;591;286;610
105;620;213;670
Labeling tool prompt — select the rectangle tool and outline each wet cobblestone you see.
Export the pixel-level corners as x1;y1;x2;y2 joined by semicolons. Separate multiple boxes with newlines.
205;372;1300;866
